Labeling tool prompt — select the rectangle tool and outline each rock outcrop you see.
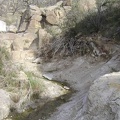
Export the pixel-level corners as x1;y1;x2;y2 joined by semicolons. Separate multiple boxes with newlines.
45;1;71;25
17;1;71;32
14;1;72;58
43;47;120;120
82;72;120;120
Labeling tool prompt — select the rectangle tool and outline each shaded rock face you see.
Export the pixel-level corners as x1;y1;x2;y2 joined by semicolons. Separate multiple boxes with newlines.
17;1;71;32
17;5;42;33
82;72;120;120
0;89;11;120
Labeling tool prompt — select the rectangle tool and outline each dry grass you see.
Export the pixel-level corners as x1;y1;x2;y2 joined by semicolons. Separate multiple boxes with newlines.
25;72;45;99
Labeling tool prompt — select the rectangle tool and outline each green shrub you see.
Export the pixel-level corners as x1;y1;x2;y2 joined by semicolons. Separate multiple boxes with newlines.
26;72;45;93
74;0;120;38
0;47;10;75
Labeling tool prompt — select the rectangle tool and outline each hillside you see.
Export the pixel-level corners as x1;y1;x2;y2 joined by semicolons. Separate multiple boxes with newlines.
0;0;120;120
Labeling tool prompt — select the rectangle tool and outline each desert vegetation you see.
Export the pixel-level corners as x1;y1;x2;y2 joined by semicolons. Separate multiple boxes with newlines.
0;0;119;119
0;47;18;91
39;0;120;60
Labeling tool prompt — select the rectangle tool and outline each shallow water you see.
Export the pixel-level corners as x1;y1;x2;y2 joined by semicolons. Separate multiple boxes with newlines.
8;80;74;120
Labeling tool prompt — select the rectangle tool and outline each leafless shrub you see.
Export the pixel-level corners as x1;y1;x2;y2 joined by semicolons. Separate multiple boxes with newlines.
0;0;64;16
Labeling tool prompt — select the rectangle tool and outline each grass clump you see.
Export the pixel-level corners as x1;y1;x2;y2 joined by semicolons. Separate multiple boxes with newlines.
0;47;19;92
25;72;45;99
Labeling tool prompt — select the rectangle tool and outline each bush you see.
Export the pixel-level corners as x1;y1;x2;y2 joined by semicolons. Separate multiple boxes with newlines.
40;0;120;60
26;72;45;94
0;47;19;92
74;0;120;37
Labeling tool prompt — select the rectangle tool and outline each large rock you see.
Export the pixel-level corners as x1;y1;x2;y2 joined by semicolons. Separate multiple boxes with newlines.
82;72;120;120
46;8;65;25
12;50;37;62
17;2;71;32
0;20;7;32
17;5;42;32
27;19;42;32
45;1;71;25
0;33;17;52
12;33;37;50
7;25;17;33
0;89;11;120
28;6;42;32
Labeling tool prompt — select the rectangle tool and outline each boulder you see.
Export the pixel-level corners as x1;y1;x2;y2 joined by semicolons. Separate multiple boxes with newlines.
0;89;11;120
82;72;120;120
17;5;42;32
46;10;59;25
32;57;42;64
0;20;7;32
12;33;37;50
7;25;17;33
46;7;66;25
27;7;42;32
0;33;17;52
27;19;42;32
43;1;71;25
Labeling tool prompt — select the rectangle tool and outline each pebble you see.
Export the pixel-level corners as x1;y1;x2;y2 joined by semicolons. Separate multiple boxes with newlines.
63;86;70;90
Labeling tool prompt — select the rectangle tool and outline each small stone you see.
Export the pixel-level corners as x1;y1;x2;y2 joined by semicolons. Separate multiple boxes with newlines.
63;86;70;90
32;57;42;64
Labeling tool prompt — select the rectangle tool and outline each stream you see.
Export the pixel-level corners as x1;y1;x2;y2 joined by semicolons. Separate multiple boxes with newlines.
8;80;75;120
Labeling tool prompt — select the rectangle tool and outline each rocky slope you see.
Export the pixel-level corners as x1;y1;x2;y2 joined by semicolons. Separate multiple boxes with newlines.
82;72;120;120
0;2;72;119
40;46;120;120
0;1;120;120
